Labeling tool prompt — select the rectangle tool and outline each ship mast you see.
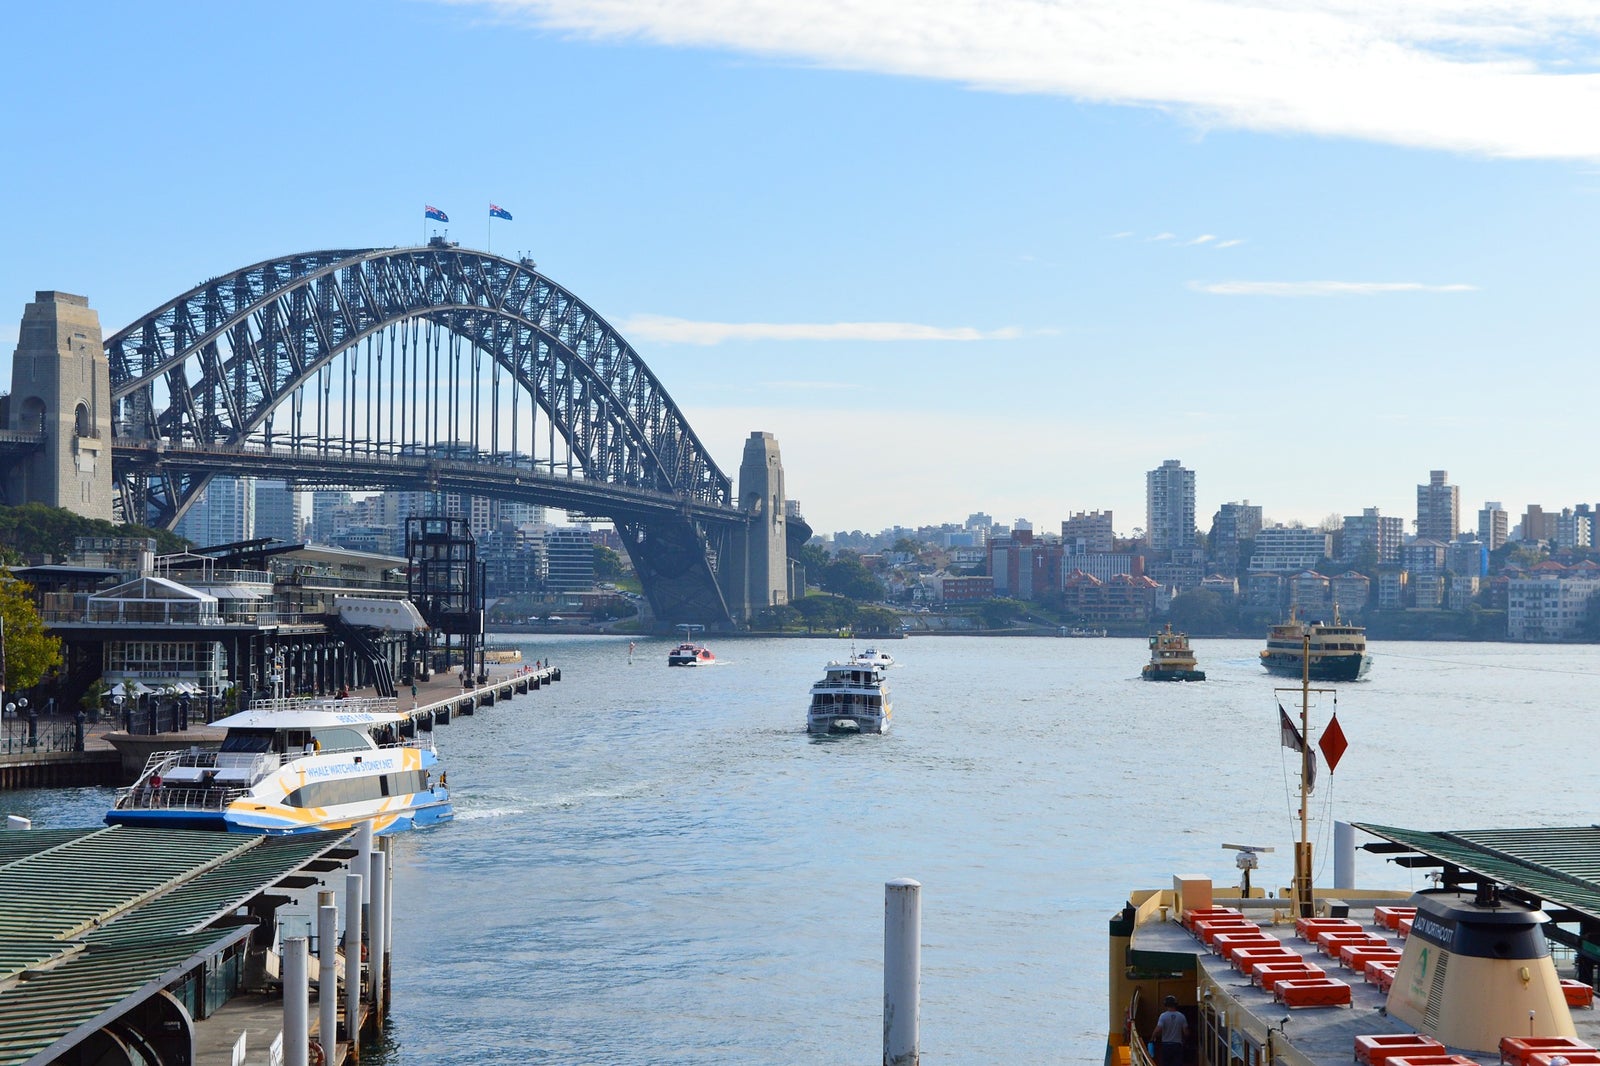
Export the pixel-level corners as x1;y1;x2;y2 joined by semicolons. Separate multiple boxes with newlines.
1278;628;1334;918
1295;631;1313;917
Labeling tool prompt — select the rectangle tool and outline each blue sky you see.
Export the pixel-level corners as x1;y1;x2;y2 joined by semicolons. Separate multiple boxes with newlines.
3;1;1598;538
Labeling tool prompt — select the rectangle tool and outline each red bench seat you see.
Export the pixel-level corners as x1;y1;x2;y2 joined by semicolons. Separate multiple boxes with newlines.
1354;1035;1445;1066
1273;977;1352;1007
1500;1037;1596;1066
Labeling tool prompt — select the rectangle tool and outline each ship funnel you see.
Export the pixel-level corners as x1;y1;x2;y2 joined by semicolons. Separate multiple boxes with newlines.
1387;890;1574;1052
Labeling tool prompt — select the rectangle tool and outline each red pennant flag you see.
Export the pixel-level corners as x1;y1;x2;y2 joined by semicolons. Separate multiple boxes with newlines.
1319;713;1349;773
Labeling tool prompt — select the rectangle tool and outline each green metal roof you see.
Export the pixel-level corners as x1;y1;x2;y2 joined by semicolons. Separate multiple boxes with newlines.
0;829;97;867
0;826;353;1066
0;827;251;941
1355;823;1600;919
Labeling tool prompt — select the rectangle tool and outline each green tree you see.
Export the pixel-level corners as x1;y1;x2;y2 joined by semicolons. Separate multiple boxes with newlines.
0;502;186;558
820;552;885;601
1165;589;1229;635
792;593;854;633
854;605;901;634
798;542;830;586
977;598;1026;630
891;537;922;556
0;578;62;694
593;545;625;581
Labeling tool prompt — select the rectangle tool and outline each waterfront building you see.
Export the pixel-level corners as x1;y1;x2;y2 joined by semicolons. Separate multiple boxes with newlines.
545;526;596;592
1244;571;1284;609
1289;570;1332;617
1149;546;1204;593
1377;568;1408;610
310;490;354;544
1247;526;1330;572
1145;459;1196;551
1404;538;1448;576
938;574;994;602
1416;469;1460;542
1328;570;1371;614
987;522;1063;601
1412;573;1445;610
1208;501;1262;576
1446;537;1488;579
1062;510;1115;555
1199;573;1238;601
1447;574;1481;611
1062;571;1168;624
1341;507;1403;565
1507;561;1600;640
1478;501;1509;551
481;525;548;596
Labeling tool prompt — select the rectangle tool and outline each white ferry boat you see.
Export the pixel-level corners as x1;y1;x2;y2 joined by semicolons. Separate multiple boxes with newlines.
667;623;715;666
851;646;896;668
105;695;451;835
807;660;892;734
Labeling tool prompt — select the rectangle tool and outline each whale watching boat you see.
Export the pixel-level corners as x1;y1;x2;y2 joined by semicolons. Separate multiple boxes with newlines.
1261;609;1371;681
106;695;451;835
1142;624;1205;681
1106;668;1600;1066
807;659;892;734
668;624;715;666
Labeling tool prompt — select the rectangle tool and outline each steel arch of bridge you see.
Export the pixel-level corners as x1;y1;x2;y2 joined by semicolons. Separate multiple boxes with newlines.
105;245;743;626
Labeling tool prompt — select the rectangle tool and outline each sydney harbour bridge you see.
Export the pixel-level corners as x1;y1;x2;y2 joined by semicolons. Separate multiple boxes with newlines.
1;242;806;629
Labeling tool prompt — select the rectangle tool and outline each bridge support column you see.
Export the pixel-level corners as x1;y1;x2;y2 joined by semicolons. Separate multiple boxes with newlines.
4;291;112;518
717;431;789;624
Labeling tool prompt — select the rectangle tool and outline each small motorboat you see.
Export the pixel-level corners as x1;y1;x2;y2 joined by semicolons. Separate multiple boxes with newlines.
851;647;895;669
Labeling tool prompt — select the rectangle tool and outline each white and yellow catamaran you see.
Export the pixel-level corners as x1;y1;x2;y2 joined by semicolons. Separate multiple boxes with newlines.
107;695;451;835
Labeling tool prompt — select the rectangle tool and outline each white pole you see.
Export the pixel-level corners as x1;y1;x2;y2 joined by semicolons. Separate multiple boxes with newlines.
317;891;338;1059
369;850;388;1013
1334;820;1356;890
383;837;395;961
355;821;374;907
884;878;922;1066
283;936;310;1066
345;871;364;1051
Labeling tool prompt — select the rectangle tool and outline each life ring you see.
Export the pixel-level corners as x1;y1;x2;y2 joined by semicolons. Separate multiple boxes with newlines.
309;1040;327;1066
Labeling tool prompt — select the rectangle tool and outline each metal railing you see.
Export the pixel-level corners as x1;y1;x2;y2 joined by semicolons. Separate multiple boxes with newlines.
0;718;81;754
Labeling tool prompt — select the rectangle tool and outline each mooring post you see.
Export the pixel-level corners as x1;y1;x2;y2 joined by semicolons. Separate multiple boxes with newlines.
369;850;388;1015
344;872;364;1056
5;816;31;831
283;936;309;1066
317;891;338;1060
355;821;374;907
884;877;922;1066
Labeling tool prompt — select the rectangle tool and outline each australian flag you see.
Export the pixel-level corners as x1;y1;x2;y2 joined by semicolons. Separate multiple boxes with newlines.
425;205;448;223
489;204;513;221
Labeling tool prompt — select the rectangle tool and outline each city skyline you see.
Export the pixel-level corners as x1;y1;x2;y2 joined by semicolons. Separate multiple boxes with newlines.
4;3;1599;535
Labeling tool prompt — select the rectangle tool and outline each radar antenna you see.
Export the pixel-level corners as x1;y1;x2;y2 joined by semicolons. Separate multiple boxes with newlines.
1222;843;1276;897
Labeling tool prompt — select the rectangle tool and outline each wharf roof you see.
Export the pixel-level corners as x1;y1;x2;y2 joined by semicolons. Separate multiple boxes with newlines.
1355;823;1600;923
0;825;351;1066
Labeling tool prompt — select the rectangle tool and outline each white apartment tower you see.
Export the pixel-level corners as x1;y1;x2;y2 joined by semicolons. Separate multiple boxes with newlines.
1146;459;1196;550
1478;502;1508;552
1416;470;1460;542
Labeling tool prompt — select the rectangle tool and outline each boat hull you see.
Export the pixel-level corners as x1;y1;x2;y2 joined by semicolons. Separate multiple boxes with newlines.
1260;652;1371;682
808;714;890;735
1142;668;1206;682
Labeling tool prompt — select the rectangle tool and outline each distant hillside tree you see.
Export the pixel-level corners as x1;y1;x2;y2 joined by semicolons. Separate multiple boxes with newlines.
820;552;884;601
0;503;186;562
792;593;854;633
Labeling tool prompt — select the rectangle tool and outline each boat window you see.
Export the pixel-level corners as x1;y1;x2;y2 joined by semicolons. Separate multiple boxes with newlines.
219;730;275;754
310;727;371;752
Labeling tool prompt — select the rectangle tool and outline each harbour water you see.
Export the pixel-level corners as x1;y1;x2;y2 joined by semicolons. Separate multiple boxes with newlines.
10;635;1600;1064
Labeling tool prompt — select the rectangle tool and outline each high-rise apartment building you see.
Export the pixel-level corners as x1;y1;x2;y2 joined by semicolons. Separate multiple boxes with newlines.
1342;507;1403;565
1061;510;1114;555
1521;504;1557;544
253;480;300;544
175;476;256;547
1477;502;1508;551
1209;501;1263;575
1416;470;1460;542
1146;459;1196;551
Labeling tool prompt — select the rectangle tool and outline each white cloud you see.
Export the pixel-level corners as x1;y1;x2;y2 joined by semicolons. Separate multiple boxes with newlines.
1187;279;1479;296
1185;234;1217;245
1214;239;1246;249
619;314;1024;345
461;0;1600;160
1147;232;1177;242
